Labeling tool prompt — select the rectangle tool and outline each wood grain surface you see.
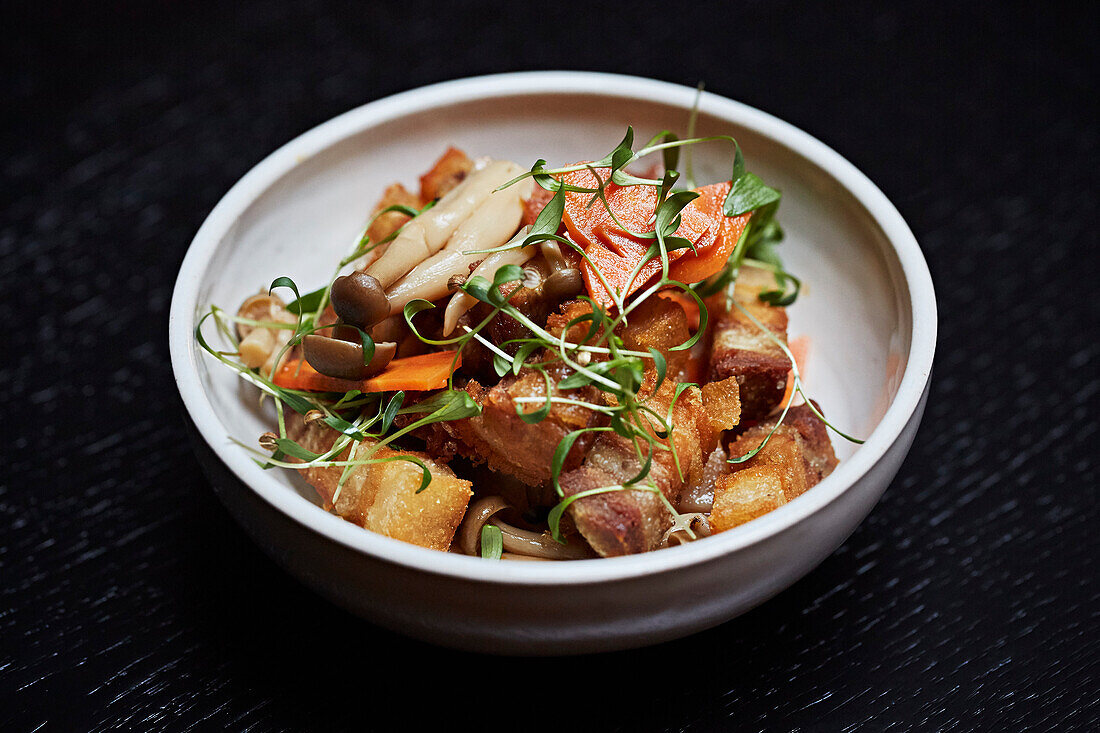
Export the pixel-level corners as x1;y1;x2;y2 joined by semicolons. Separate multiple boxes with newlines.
2;2;1096;731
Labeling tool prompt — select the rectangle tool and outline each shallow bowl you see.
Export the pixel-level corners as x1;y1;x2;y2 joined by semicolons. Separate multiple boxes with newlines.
169;71;936;654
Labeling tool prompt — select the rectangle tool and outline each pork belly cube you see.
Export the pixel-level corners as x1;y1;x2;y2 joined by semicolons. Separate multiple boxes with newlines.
620;296;694;385
419;146;474;201
699;376;742;452
362;448;474;551
287;417;472;552
422;365;606;487
711;431;806;531
562;463;670;557
785;401;841;483
562;383;712;557
708;267;790;420
709;404;838;533
366;183;421;245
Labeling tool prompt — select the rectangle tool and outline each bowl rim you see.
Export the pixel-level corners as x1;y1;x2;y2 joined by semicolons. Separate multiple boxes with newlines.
169;70;937;585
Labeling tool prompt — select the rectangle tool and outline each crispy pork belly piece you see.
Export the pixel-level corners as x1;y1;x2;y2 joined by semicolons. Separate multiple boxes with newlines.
709;404;838;533
287;416;472;551
419;364;607;487
700;377;742;450
620;296;695;385
558;464;669;557
708;266;791;420
560;383;704;556
560;377;740;557
419;146;474;201
366;183;422;246
546;293;699;383
784;401;841;483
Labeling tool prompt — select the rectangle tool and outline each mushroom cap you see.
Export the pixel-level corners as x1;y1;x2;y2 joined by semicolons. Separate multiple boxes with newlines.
331;272;390;329
303;335;396;380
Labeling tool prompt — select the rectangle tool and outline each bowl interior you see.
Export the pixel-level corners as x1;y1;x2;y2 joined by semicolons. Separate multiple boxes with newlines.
187;84;913;530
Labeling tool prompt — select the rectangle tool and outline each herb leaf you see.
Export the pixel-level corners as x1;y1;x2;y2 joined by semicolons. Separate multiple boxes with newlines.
477;521;503;556
648;347;668;392
551;429;587;497
286;286;326;316
724;172;781;217
273;437;320;461
268;276;301;301
480;524;503;560
380;391;405;432
525;184;565;243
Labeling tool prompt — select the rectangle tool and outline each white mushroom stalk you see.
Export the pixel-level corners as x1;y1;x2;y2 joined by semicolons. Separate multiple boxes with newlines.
384;171;532;316
235;293;296;376
442;225;534;336
364;159;523;288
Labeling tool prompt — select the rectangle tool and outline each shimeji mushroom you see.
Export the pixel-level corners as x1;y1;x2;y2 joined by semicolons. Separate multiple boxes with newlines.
442;226;534;336
363;159;524;291
235;293;296;375
384;169;531;317
302;335;397;380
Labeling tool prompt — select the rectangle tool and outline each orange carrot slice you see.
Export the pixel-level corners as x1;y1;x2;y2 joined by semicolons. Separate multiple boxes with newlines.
666;182;752;285
555;168;753;305
363;350;461;392
273;350;461;394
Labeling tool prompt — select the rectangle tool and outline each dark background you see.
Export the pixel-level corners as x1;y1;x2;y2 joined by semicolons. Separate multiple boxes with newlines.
3;2;1097;731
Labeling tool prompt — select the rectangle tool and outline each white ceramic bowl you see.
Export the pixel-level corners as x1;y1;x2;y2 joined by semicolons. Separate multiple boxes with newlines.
169;72;936;654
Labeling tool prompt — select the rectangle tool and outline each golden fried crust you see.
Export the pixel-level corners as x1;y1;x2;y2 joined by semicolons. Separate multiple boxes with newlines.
620;296;693;385
699;376;742;453
710;467;787;529
366;183;421;245
419;146;474;201
286;416;472;552
710;404;838;533
546;300;604;345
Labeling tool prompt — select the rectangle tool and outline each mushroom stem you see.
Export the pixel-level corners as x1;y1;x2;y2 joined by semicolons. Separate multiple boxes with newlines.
385;175;532;317
442;226;533;336
540;240;569;272
235;293;295;373
364;159;524;289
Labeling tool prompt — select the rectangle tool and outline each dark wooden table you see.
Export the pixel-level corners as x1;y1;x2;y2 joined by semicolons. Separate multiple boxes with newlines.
4;2;1096;730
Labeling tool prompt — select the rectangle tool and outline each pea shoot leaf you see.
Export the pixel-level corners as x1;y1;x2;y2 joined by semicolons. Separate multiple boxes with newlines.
286;286;326;315
273;437;320;461
381;391;404;433
648;348;668;392
528;184;565;239
268;276;300;301
724;172;781;217
480;524;503;559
